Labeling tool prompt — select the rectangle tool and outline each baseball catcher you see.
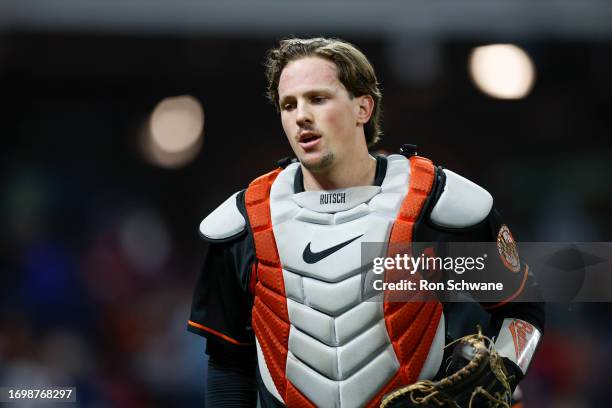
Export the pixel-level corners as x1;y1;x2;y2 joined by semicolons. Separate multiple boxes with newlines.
187;37;545;407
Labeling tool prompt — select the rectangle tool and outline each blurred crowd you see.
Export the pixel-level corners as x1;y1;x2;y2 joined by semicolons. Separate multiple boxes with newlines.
1;176;207;406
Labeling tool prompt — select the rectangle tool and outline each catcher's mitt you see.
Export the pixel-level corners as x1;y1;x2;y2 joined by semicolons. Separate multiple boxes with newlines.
380;330;519;408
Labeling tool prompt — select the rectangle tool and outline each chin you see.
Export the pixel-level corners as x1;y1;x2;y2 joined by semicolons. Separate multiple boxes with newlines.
300;152;335;172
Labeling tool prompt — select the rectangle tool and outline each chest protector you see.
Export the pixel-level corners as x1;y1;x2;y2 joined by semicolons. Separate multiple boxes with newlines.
244;155;444;408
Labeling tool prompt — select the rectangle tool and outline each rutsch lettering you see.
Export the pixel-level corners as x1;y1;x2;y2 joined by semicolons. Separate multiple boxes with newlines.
320;192;346;205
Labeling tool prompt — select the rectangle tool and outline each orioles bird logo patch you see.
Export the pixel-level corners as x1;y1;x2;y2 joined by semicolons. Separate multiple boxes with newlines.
497;224;520;272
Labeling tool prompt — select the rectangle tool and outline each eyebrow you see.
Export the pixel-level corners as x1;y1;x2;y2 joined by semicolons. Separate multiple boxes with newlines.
279;88;335;106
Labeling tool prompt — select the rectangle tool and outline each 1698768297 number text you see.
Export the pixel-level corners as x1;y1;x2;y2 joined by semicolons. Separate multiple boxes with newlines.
0;387;76;402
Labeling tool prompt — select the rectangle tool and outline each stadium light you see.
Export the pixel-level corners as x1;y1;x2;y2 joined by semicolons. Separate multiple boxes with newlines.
469;44;536;100
143;95;204;168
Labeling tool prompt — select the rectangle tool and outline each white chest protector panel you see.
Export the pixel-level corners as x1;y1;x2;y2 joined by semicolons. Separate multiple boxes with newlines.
256;155;445;408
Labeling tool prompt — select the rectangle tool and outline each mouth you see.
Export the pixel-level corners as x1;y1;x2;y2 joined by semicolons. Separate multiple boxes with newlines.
298;132;322;149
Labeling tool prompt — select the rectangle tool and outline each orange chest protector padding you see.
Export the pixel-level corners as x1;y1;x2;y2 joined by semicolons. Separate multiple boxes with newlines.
244;156;442;407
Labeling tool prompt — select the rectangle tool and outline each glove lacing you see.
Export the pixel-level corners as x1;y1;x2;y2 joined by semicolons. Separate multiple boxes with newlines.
380;327;512;408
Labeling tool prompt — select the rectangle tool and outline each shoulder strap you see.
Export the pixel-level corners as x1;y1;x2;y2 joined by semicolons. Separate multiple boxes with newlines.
244;168;283;267
388;155;437;244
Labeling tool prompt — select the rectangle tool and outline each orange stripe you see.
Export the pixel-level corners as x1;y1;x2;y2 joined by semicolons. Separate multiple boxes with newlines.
245;168;300;403
483;264;530;310
187;320;253;346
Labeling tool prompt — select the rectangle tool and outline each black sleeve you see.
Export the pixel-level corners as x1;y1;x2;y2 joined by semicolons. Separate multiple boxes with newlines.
187;238;255;345
414;168;545;335
187;192;257;346
479;209;546;334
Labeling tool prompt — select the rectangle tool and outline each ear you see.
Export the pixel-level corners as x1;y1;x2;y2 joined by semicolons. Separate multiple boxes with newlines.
355;95;375;125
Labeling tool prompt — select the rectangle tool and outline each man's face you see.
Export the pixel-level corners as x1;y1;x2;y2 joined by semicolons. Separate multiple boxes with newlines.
278;57;367;173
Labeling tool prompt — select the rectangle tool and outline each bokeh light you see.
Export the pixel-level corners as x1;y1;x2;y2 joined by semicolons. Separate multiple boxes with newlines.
143;95;204;168
469;44;536;100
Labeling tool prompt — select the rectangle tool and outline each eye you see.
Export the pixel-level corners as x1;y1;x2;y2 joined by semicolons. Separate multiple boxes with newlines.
311;96;327;104
281;102;296;111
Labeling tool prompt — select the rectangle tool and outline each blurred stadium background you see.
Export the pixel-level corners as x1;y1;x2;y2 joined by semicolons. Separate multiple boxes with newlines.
1;1;611;406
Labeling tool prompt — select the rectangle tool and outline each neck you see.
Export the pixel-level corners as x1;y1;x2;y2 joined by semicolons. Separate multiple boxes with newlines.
302;152;377;191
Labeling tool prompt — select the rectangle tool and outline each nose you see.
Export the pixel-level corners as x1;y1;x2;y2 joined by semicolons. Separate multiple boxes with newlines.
296;101;313;127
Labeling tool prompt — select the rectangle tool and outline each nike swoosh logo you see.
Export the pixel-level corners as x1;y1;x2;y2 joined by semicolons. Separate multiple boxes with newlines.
302;234;364;264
